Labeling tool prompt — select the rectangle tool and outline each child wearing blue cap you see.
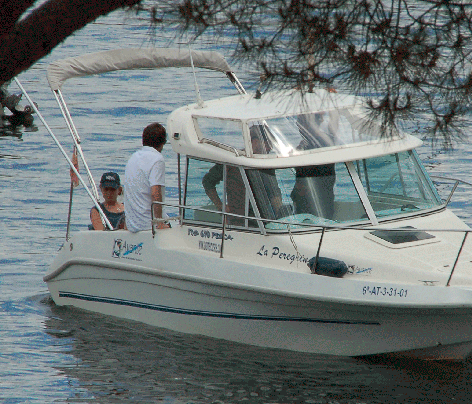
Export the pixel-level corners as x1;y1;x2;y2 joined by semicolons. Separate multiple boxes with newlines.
90;172;125;230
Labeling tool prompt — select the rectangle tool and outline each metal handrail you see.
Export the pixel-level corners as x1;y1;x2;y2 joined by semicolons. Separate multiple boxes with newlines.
152;199;471;233
200;138;244;156
447;232;468;287
430;175;472;187
430;175;472;207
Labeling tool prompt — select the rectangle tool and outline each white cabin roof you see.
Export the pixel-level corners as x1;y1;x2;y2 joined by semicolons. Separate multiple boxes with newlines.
189;90;358;121
168;89;423;169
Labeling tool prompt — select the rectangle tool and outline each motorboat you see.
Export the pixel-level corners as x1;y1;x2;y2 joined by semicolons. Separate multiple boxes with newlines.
35;48;472;360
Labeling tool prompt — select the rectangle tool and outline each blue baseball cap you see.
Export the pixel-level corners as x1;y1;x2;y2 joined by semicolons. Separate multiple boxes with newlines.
100;172;121;189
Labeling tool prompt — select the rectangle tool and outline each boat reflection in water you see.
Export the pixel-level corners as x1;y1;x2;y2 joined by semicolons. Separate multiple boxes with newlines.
42;295;471;403
38;48;472;361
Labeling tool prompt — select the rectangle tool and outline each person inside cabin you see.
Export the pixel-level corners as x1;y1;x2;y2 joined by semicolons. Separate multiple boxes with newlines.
123;122;169;232
90;172;125;230
296;110;338;150
291;112;336;219
202;125;286;226
290;165;336;219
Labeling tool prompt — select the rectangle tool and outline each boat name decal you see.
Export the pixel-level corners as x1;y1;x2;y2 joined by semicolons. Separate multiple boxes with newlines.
188;228;233;241
198;241;221;253
112;239;143;261
362;285;408;298
257;245;310;265
347;265;372;275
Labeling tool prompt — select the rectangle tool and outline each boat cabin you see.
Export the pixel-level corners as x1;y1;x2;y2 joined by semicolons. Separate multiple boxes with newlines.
168;90;443;233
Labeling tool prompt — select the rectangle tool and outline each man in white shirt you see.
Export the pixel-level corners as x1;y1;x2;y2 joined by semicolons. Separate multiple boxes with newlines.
124;122;167;232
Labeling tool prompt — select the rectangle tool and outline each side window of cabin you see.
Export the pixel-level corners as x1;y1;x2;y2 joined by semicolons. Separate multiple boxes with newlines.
247;169;292;222
184;158;223;224
184;158;262;229
195;118;246;152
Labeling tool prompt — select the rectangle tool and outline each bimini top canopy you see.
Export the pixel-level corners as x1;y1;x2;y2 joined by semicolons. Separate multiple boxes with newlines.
47;48;233;91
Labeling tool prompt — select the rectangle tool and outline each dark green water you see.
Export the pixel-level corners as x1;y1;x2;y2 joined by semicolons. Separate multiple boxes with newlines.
2;8;472;404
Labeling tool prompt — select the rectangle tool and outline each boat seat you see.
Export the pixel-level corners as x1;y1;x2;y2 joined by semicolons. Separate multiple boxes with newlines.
332;201;367;222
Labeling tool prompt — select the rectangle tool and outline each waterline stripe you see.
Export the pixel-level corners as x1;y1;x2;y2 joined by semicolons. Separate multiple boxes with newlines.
59;291;380;326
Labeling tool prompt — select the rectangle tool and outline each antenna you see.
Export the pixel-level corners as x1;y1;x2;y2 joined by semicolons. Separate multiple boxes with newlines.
188;44;205;108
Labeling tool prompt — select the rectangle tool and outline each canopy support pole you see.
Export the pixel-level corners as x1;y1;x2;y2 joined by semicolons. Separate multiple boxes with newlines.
13;78;113;232
53;89;99;201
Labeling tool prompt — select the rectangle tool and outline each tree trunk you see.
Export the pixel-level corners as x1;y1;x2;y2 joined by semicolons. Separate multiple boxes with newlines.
0;0;141;84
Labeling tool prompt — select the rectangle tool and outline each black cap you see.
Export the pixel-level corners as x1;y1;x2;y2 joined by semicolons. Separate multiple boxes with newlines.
100;172;120;189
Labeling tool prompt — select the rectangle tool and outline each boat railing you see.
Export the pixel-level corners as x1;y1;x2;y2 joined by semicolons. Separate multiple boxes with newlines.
152;200;472;286
430;175;472;207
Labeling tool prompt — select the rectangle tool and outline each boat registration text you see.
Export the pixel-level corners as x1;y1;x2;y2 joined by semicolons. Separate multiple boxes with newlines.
362;285;408;298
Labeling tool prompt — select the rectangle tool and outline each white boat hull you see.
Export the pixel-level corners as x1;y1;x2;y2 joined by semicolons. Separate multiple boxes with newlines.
45;226;472;359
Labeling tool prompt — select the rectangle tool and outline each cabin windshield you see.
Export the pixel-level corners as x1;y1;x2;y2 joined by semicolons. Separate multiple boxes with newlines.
353;150;443;219
252;162;364;230
183;151;443;232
